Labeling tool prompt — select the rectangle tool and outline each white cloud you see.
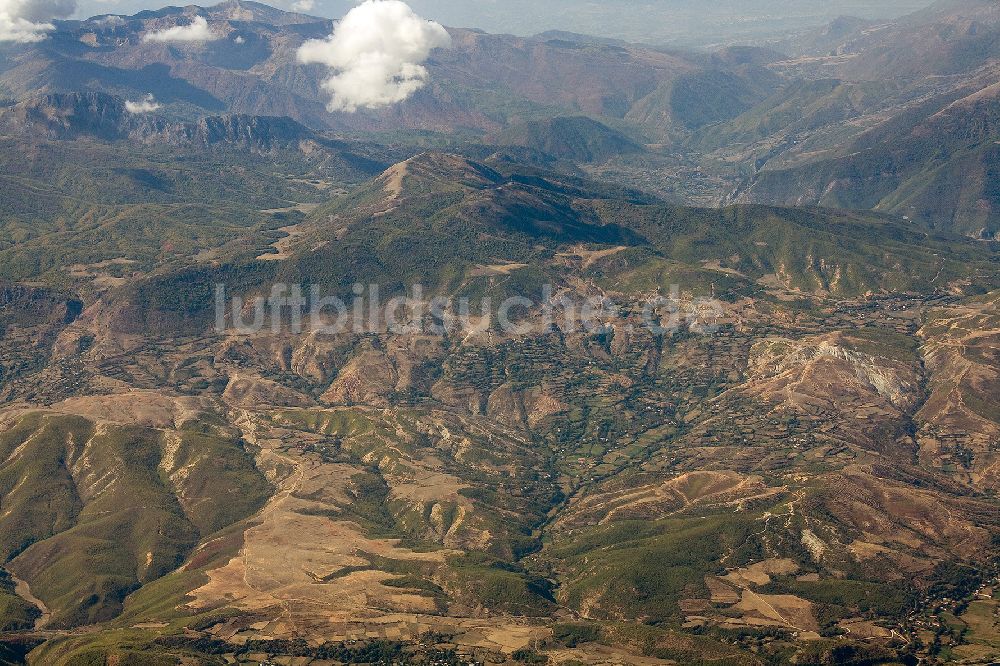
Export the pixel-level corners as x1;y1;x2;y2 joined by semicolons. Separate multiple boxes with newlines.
233;34;244;44
142;15;217;43
297;0;451;113
92;15;126;26
125;93;161;113
291;0;314;12
0;0;76;43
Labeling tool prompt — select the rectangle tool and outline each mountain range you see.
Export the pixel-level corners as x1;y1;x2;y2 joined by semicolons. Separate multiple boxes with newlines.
3;0;1000;236
1;0;999;664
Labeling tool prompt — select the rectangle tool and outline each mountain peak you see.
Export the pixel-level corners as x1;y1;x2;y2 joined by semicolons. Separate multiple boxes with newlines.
202;0;323;24
377;152;504;196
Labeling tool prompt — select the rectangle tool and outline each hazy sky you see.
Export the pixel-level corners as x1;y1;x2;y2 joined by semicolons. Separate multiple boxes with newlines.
72;0;937;45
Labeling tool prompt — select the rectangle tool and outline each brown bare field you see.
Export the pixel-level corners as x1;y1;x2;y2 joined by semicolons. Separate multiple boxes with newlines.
53;391;216;428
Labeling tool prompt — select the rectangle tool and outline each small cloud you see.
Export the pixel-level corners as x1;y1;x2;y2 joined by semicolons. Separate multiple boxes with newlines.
91;15;126;26
0;15;54;42
0;0;76;43
291;0;314;12
297;0;451;113
233;34;244;44
125;93;161;113
142;15;217;43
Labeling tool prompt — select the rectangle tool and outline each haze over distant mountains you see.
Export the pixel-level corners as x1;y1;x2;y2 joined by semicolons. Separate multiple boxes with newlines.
69;0;937;46
4;0;1000;235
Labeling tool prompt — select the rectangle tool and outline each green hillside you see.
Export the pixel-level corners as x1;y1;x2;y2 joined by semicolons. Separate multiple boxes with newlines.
498;116;643;163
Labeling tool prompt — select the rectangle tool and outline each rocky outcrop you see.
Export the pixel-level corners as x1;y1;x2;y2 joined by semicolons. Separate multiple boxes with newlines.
1;92;321;152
